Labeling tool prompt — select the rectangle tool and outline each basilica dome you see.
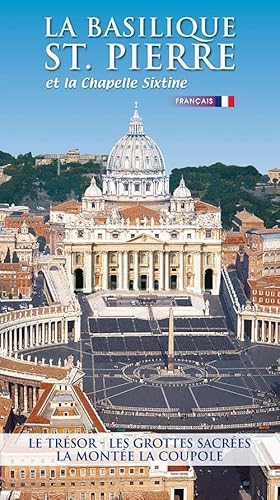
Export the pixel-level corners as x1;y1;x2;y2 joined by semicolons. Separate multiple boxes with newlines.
17;221;36;243
173;176;192;198
84;176;102;198
106;103;165;174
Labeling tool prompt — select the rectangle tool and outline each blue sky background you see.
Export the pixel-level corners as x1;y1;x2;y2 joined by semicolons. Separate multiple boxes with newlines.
0;0;279;173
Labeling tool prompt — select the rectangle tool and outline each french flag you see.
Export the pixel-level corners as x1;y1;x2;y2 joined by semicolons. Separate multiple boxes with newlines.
215;96;235;107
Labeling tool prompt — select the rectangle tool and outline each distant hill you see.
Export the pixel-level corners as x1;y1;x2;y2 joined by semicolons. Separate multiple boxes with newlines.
0;153;103;208
0;151;16;166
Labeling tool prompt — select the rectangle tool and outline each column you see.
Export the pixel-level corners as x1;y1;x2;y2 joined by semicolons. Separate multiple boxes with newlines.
133;251;139;290
164;252;169;290
102;251;108;289
9;329;13;354
85;252;93;293
22;326;26;349
252;320;257;343
28;326;32;348
65;253;74;292
35;323;39;345
240;318;245;341
16;328;19;349
194;252;202;292
14;384;18;410
54;322;58;343
123;251;129;290
257;320;261;341
40;323;43;344
31;325;35;347
252;319;257;343
13;329;17;352
61;320;66;343
261;320;265;342
28;325;32;347
74;315;81;342
10;330;13;353
237;314;241;339
149;251;154;290
159;251;164;290
23;385;28;413
48;321;52;343
272;321;276;343
179;251;184;291
268;321;272;343
57;321;61;342
32;386;37;408
118;252;123;290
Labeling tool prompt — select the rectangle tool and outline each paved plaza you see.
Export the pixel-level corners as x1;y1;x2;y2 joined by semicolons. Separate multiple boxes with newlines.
20;291;280;431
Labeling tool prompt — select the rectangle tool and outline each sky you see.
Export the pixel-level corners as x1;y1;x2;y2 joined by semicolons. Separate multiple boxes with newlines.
0;0;279;174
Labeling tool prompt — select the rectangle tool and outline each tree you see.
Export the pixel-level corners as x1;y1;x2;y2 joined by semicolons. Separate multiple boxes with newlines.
261;175;270;184
38;236;46;253
12;250;19;263
4;247;11;263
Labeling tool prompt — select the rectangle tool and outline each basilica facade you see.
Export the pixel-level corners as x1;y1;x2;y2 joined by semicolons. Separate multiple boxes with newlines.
50;105;222;294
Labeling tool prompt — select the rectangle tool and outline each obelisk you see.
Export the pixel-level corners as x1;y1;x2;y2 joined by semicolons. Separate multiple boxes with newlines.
168;307;174;372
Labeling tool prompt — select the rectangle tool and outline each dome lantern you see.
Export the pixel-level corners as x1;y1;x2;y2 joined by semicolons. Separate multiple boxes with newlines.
128;102;144;135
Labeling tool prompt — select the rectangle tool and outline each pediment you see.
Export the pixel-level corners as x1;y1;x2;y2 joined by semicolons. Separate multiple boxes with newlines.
128;233;164;244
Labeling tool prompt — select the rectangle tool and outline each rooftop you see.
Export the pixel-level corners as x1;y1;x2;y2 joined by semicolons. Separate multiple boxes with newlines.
51;200;82;213
26;381;106;432
0;356;68;379
122;494;169;500
0;395;12;427
224;233;246;244
249;277;280;288
119;204;160;222
194;200;220;213
234;209;264;223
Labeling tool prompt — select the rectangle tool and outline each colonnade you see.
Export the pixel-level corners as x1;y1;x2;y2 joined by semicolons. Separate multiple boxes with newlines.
0;305;81;356
8;381;39;413
238;314;280;344
0;319;64;355
99;250;206;292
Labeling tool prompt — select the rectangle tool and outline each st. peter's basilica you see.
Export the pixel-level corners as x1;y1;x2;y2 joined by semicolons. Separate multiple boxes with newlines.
50;104;222;294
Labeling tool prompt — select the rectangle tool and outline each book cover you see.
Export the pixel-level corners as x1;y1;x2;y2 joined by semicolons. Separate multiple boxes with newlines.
0;1;280;500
